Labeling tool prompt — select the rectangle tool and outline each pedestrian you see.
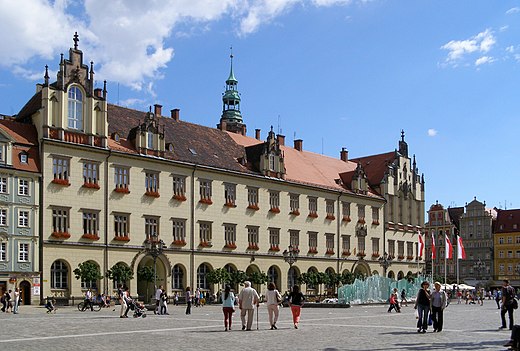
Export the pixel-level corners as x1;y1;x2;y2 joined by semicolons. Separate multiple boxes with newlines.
401;288;408;307
430;282;447;332
154;285;163;315
174;292;179;306
82;289;93;311
503;324;520;350
160;289;169;315
496;289;502;309
185;287;192;315
500;279;516;330
265;282;282;330
1;291;6;312
388;288;401;313
122;286;132;318
289;285;305;329
414;281;431;333
238;281;260;331
222;285;236;331
457;290;462;304
5;289;12;312
13;287;20;314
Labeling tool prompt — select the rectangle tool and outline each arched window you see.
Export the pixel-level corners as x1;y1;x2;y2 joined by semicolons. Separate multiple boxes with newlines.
288;267;298;291
51;260;68;289
68;86;83;130
197;264;210;290
268;266;278;285
172;264;184;290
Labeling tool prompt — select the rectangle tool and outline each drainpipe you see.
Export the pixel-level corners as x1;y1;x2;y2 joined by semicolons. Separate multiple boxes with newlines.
38;140;44;305
190;165;198;290
103;149;111;295
336;192;341;275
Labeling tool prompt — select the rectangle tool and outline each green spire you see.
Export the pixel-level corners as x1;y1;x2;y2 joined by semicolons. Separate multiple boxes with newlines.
227;50;237;84
221;48;243;125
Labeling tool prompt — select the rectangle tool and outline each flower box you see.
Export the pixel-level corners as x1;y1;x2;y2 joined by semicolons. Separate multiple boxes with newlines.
247;204;259;211
114;187;130;194
342;216;351;222
199;241;212;247
326;249;335;255
342;251;351;256
224;243;237;249
51;231;70;239
289;210;300;216
199;198;213;205
81;233;100;240
269;245;280;252
372;253;380;258
173;194;186;201
357;252;366;258
172;239;187;246
114;236;130;242
145;191;160;198
224;202;237;208
357;218;366;224
406;256;414;260
247;243;259;251
51;178;70;186
372;220;380;225
308;248;318;254
326;214;336;220
416;256;422;261
82;182;100;190
397;255;405;260
269;207;280;213
308;212;318;219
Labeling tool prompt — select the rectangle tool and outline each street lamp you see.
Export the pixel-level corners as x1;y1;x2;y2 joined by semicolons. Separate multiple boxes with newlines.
473;259;485;285
283;245;299;267
378;252;393;277
144;233;165;293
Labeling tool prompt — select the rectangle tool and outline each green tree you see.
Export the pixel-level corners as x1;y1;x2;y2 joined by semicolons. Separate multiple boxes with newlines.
339;271;354;285
137;266;155;301
206;268;231;291
229;270;248;286
106;263;134;288
247;271;268;285
73;261;102;289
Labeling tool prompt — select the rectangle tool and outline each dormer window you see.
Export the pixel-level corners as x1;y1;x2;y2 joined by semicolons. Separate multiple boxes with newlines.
68;86;83;130
19;152;28;164
269;154;276;171
147;130;154;149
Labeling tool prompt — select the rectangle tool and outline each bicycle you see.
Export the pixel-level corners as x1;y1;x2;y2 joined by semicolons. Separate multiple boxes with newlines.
77;301;102;312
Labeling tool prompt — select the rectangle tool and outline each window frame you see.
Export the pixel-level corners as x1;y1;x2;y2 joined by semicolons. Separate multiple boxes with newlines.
18;209;29;227
68;85;83;130
18;242;29;262
18;178;29;196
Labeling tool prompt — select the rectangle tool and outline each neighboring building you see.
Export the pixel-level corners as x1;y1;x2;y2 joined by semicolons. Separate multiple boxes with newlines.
0;120;40;304
494;209;520;286
458;197;494;285
13;35;425;302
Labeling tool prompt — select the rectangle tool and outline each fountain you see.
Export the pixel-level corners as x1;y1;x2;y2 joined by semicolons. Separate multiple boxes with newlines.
338;274;431;304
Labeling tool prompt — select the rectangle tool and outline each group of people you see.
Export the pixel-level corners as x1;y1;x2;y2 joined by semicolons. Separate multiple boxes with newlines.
414;281;447;333
1;288;21;314
81;289;111;311
219;281;305;331
154;285;169;315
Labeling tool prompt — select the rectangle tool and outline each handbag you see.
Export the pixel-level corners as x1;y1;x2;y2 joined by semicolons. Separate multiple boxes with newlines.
428;313;433;326
513;298;519;310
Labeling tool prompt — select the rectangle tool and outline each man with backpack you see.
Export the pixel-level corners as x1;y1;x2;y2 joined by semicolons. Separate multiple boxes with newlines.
500;280;516;330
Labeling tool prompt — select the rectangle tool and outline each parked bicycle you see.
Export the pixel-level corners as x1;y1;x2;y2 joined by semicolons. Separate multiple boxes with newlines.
77;301;102;312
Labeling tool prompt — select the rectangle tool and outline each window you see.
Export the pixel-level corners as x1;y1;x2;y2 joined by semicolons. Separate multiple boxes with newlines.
388;240;395;257
82;211;99;237
0;209;7;226
397;241;404;258
0;242;6;261
372;238;380;256
145;216;159;240
51;260;68;289
289;230;299;249
499;264;505;272
19;152;28;164
199;179;212;204
18;243;29;262
18;179;29;196
326;233;335;254
357;236;366;255
0;176;6;193
516;236;520;244
308;232;318;252
247;226;259;249
247;187;259;209
145;172;159;195
508;236;513;244
172;219;186;243
407;242;414;257
52;157;70;183
372;207;380;224
269;190;280;211
499;251;504;258
199;221;212;244
357;204;365;223
308;197;318;217
52;208;69;234
172;175;186;199
224;223;236;247
172;265;184;290
289;193;299;214
83;162;99;186
114;166;130;191
342;235;350;253
269;154;276;171
68;86;83;130
18;210;29;227
508;250;513;258
114;214;129;239
224;183;236;206
269;227;280;249
0;144;4;163
499;237;504;244
197;264;210;290
326;200;335;220
147;130;154;149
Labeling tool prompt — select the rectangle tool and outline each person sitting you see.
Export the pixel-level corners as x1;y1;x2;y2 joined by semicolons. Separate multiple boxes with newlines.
45;298;57;314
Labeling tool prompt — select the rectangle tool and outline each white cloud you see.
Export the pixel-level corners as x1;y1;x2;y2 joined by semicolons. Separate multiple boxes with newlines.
506;7;520;14
0;0;362;93
475;56;495;66
427;129;437;137
440;29;496;66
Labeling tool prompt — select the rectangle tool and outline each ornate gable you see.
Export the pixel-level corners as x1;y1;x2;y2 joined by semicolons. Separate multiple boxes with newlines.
128;108;165;156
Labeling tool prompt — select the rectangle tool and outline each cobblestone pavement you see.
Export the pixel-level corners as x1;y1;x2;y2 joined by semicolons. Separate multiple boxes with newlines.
0;300;512;350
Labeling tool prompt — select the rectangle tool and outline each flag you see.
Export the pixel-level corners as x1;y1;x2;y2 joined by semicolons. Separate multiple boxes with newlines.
418;231;424;257
445;234;453;259
457;235;466;259
431;231;436;259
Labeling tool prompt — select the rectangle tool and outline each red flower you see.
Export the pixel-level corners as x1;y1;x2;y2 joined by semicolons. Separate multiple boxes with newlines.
114;187;130;194
326;214;336;220
82;182;100;189
172;239;187;246
289;210;300;216
342;216;351;222
224;243;237;249
114;236;130;242
81;233;100;240
51;231;70;239
247;204;260;211
308;248;318;254
269;207;280;213
326;249;335;255
224;202;237;208
51;178;70;186
342;251;351;256
173;194;187;201
308;212;318;218
145;191;160;198
199;198;213;205
247;243;259;250
269;245;280;252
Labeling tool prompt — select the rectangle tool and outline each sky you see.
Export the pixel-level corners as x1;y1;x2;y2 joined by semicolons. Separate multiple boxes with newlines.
1;0;519;212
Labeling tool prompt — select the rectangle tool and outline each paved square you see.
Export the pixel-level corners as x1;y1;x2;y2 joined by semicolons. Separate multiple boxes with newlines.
0;301;512;350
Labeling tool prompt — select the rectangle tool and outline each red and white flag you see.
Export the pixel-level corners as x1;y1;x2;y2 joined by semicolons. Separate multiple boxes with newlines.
445;234;453;259
418;231;424;258
431;231;436;259
457;235;466;259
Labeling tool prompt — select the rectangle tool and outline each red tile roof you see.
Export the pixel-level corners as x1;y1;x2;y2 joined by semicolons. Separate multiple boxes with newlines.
0;120;40;173
349;151;396;187
494;209;520;233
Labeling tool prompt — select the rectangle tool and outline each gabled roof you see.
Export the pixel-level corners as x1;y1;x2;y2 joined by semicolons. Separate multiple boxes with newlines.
494;209;520;233
448;206;464;229
0;120;40;173
16;91;42;121
349;151;395;187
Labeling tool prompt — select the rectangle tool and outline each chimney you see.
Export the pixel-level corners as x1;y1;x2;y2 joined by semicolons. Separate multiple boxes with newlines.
340;147;348;162
294;139;303;152
171;109;180;121
154;104;162;117
94;88;102;98
220;120;227;131
277;134;285;146
255;129;261;140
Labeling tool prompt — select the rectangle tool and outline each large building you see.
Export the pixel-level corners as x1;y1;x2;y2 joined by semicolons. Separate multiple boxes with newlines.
493;209;520;286
8;35;425;303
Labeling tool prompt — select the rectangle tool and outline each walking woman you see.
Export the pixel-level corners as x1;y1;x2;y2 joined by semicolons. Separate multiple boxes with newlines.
222;285;236;331
265;282;282;330
430;282;447;332
414;281;431;333
185;287;192;315
289;285;305;329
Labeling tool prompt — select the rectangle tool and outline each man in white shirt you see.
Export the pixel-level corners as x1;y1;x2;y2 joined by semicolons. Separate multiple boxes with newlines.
155;285;163;315
238;281;260;331
82;289;93;311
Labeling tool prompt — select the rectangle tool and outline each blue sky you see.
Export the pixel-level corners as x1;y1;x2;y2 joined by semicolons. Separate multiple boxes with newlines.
1;0;519;211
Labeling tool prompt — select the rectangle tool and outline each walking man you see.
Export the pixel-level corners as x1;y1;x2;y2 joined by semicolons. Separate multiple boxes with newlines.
500;279;516;330
155;285;163;315
13;288;20;314
82;289;93;311
238;281;259;331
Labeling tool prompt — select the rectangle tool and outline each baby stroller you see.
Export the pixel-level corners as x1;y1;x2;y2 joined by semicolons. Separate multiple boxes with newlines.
128;300;147;318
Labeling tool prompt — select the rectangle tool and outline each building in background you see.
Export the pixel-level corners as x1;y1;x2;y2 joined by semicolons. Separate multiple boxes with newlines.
493;209;520;286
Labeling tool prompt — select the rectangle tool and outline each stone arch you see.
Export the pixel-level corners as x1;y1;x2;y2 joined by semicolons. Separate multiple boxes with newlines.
224;264;238;291
387;270;395;279
196;262;213;291
287;266;300;292
135;252;171;302
268;265;281;291
246;264;261;292
50;259;70;297
172;263;187;291
353;261;370;278
397;271;405;280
